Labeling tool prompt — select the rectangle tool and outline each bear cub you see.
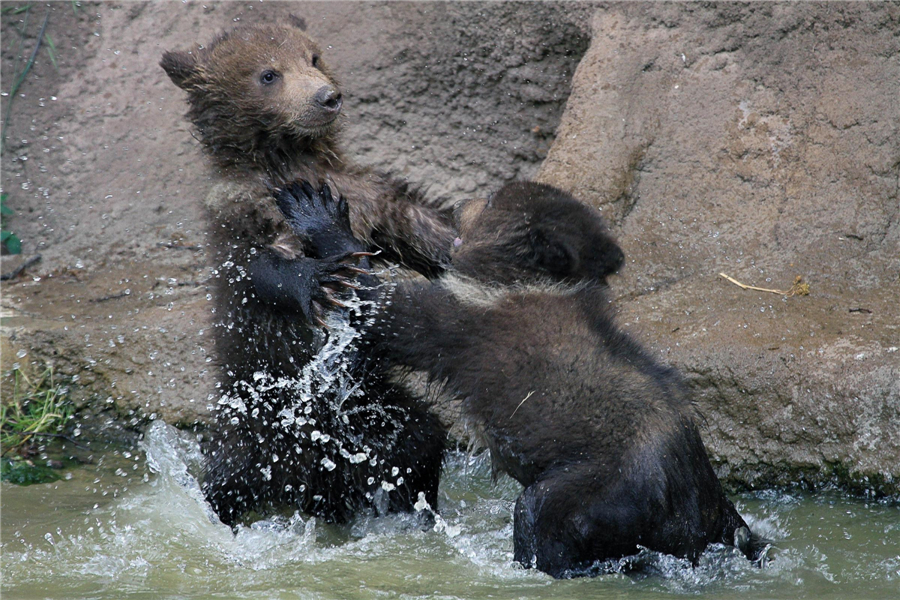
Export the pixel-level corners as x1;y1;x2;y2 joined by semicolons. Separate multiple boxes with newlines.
274;179;754;577
161;20;449;526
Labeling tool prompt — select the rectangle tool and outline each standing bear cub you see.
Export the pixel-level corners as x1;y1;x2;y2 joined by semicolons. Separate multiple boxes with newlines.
161;20;451;526
273;179;753;578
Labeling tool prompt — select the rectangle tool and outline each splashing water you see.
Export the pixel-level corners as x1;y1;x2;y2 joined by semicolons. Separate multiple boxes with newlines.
213;277;416;505
3;424;900;599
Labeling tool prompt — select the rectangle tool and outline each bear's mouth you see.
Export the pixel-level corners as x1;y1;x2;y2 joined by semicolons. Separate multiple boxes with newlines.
315;106;342;126
304;106;342;128
297;89;343;130
290;109;342;139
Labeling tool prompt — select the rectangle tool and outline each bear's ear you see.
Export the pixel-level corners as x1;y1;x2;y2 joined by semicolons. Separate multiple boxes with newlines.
160;50;202;90
528;228;576;278
288;14;307;31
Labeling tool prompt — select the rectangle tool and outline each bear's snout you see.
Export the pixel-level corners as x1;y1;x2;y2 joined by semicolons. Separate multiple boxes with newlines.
313;85;343;114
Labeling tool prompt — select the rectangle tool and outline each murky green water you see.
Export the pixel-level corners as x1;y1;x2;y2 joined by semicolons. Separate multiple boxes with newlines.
2;422;898;599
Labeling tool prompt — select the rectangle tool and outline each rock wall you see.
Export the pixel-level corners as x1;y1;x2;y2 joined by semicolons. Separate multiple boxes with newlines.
1;2;589;425
539;2;899;493
2;1;898;494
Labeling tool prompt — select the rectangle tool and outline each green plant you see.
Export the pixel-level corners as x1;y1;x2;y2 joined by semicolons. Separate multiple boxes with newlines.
1;192;22;254
1;366;73;457
1;5;33;16
43;32;57;69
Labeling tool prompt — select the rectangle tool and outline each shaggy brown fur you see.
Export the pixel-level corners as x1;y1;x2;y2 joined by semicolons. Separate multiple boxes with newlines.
161;21;449;527
274;180;754;577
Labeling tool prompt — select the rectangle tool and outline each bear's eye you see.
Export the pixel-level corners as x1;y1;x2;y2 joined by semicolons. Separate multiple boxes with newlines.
311;54;320;69
259;70;280;85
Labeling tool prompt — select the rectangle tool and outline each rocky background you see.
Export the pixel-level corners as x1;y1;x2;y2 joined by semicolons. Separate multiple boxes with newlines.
2;2;898;494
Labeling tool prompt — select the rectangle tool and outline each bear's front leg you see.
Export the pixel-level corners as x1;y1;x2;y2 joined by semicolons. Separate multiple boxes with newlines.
249;251;364;327
276;180;368;259
251;180;373;326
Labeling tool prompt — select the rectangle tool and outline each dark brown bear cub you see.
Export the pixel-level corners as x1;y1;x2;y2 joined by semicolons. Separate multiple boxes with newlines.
273;180;753;577
160;21;449;526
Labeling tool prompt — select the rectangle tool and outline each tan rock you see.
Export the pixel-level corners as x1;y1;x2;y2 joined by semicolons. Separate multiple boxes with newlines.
539;2;900;494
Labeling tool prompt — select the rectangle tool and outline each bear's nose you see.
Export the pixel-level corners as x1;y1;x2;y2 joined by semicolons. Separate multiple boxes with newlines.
314;85;343;113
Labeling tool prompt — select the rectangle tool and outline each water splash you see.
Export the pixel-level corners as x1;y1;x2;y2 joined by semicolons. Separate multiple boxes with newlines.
214;278;413;501
4;429;900;598
415;491;461;538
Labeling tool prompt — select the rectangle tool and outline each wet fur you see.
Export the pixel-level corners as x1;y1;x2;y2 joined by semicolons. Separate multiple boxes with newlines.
290;181;753;576
161;23;449;526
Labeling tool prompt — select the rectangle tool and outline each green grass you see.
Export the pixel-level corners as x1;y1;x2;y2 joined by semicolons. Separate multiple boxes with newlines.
1;5;33;16
1;367;73;459
43;32;57;69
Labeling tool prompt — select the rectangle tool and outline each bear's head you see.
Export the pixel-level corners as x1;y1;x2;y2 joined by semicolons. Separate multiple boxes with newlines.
161;19;342;172
451;181;624;286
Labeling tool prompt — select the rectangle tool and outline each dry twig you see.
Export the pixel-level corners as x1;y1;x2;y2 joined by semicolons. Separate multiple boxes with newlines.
718;273;810;296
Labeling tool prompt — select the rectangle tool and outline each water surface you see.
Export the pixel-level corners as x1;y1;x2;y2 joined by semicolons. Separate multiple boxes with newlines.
2;422;898;599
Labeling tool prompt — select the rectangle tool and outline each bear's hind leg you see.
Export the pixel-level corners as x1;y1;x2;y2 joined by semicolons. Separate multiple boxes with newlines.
382;399;447;515
202;431;268;527
513;470;650;578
